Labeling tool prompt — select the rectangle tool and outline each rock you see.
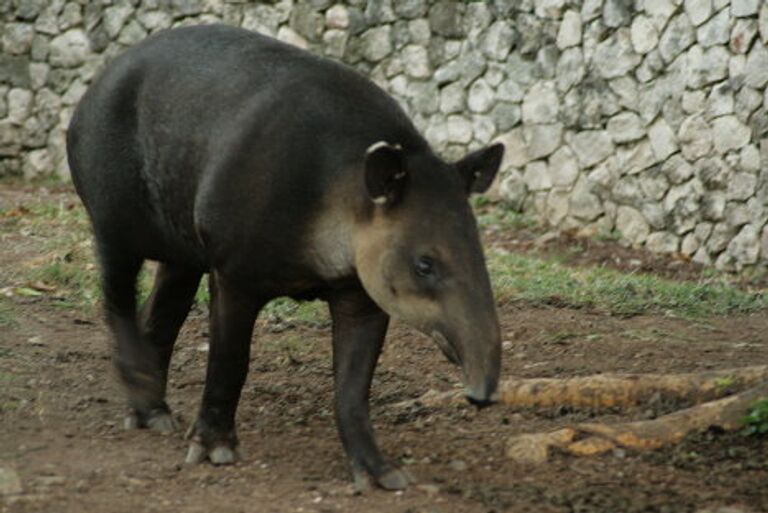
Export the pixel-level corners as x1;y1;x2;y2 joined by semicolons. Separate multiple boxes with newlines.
678;114;713;161
740;144;761;173
603;0;632;28
744;42;768;89
593;28;642;79
429;1;463;38
546;189;570;225
548;146;580;187
439;82;465;114
732;0;759;17
555;47;585;92
276;27;309;50
646;232;680;253
646;0;677;31
705;81;734;119
581;0;603;22
613;176;644;206
472;115;495;144
761;3;768;43
402;45;431;79
727;172;758;200
712;115;751;154
0;121;21;156
648;118;678;161
616;206;650;244
445;115;473;144
290;4;324;42
663;154;695;184
361;26;392;62
569;176;603;221
7;88;33;125
325;5;349;29
22;148;52;178
630;15;659;54
118;21;148;46
482;20;515;61
588;156;620;194
659;14;695;63
696;8;730;47
498;168;528;211
708;222;736;253
718;224;760;270
523;161;552;191
522;81;559;124
0;55;31;89
730;19;758;54
495;128;532;168
686;45;730;88
736;87;763;123
607;112;645;143
323;29;348;59
409;19;431;46
467;79;494;113
409;81;439;115
49;29;90;68
556;10;582;49
696;156;731;190
103;4;134;39
636;48;665;82
138;11;173;32
490;102;521;132
536;45;559;80
59;3;83;31
535;0;567;19
685;0;713;26
640;168;670;201
394;0;427;19
29;62;49;90
242;4;281;35
0;468;22;495
665;178;703;233
2;23;35;55
524;123;563;160
569;130;615;168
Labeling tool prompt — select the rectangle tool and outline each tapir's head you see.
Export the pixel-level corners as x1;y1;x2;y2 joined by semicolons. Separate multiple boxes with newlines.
354;141;504;407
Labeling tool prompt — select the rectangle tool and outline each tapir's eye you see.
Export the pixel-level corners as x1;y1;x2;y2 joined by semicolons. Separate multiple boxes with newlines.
414;256;435;277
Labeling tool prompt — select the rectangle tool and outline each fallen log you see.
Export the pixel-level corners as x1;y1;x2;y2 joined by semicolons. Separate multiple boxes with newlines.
394;366;768;410
506;381;768;464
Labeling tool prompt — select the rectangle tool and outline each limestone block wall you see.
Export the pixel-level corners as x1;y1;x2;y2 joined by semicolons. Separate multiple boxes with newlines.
1;0;767;270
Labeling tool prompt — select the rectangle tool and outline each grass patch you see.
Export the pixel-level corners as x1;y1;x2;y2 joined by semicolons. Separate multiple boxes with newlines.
742;399;768;437
488;250;768;317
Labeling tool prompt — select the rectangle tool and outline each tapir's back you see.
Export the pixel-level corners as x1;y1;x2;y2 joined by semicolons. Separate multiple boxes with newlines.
67;25;426;265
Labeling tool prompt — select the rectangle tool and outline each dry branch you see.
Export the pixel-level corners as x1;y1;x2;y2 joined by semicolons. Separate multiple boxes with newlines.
506;381;768;464
395;366;768;410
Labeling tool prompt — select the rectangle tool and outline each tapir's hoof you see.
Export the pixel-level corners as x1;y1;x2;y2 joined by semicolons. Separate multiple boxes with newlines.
124;407;178;435
377;467;413;490
184;422;239;465
185;440;239;465
353;465;414;492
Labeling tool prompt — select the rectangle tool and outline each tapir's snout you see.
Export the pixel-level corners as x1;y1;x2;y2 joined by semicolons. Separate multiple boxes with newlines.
465;375;499;409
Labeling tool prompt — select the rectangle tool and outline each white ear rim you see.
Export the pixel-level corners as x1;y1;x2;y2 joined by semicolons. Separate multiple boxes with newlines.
366;140;402;155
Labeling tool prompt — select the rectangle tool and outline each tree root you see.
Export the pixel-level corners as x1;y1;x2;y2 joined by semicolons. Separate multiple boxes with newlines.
395;366;768;410
506;381;768;464
391;366;768;464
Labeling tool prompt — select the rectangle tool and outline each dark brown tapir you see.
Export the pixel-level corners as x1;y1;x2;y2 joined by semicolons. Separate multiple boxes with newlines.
67;25;503;490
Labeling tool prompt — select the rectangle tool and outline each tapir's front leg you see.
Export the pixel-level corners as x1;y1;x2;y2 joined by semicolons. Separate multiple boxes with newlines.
328;288;411;491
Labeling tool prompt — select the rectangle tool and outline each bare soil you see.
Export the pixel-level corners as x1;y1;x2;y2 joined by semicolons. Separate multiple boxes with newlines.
2;185;767;513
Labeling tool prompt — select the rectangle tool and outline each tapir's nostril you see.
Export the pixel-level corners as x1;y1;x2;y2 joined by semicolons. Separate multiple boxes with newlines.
465;395;496;409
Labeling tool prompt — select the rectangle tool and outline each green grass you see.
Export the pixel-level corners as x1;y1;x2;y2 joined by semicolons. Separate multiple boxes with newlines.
742;399;768;437
4;196;767;322
487;250;768;317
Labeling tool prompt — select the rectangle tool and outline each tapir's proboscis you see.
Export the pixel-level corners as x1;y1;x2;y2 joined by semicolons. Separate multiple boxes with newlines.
67;25;504;491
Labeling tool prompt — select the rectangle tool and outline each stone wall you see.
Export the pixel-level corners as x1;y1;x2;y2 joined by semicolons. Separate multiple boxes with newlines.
1;0;768;270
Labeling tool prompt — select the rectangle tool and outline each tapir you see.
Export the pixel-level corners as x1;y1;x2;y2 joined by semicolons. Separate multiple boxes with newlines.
67;24;503;490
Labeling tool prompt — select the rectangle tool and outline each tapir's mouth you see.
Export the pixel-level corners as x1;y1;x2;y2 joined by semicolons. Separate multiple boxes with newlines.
431;330;460;366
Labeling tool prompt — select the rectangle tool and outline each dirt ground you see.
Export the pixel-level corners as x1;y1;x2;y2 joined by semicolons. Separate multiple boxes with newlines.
1;184;767;513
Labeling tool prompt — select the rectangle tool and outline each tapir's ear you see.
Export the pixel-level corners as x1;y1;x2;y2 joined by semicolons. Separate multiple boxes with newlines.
456;143;505;194
364;141;407;206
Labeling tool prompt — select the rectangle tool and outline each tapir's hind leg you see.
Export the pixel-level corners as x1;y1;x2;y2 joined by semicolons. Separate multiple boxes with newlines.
129;263;203;432
97;243;175;433
185;271;262;465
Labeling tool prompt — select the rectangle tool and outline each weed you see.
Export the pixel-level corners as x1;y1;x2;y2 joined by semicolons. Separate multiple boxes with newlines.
742;399;768;437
